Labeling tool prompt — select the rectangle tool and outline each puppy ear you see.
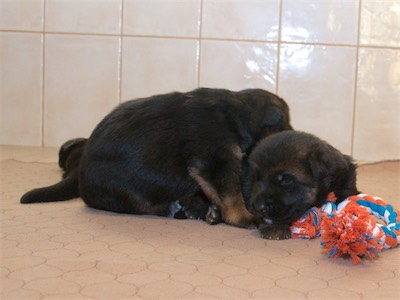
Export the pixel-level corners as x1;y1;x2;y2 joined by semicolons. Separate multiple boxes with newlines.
307;145;335;206
332;155;359;202
308;145;359;205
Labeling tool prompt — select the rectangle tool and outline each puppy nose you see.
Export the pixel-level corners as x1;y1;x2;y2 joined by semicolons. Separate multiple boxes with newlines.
255;200;273;214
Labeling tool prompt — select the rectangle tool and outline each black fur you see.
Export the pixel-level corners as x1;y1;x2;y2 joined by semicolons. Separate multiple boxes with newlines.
20;138;86;204
241;131;359;240
21;88;292;228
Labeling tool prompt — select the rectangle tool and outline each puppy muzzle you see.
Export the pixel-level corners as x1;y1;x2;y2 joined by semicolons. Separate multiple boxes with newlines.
250;199;304;225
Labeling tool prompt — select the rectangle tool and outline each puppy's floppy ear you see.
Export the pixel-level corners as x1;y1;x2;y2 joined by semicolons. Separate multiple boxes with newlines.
308;144;359;205
307;144;336;206
333;155;359;202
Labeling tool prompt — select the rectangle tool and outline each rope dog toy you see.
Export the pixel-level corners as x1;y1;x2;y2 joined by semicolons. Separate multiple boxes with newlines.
290;193;400;264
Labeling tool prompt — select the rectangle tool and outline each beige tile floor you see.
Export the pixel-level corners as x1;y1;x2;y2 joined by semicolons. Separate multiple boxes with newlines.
1;146;399;299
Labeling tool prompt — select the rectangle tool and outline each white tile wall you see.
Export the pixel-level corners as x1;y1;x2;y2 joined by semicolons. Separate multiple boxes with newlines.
44;35;120;145
122;37;199;100
45;0;122;34
1;0;399;161
360;0;400;47
354;47;400;160
200;40;277;91
123;0;200;37
0;32;43;146
0;0;44;31
281;0;359;44
279;44;357;154
201;0;280;41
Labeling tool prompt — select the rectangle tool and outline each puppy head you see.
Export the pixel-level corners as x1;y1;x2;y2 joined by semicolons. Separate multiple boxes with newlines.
234;89;293;153
242;131;358;225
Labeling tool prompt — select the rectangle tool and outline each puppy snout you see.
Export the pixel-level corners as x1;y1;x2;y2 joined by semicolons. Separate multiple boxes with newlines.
254;198;273;215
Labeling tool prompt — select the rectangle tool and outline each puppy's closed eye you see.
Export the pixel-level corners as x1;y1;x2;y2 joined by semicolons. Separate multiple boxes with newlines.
277;174;295;188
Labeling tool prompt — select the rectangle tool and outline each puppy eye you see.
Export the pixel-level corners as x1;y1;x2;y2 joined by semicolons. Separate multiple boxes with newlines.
277;174;294;187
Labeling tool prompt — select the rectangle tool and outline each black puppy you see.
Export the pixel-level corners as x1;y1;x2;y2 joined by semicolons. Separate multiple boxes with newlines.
21;88;292;229
241;131;359;239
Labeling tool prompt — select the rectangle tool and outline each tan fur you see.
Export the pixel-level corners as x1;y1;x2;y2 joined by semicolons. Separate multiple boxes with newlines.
220;193;256;228
189;169;255;228
231;145;244;160
188;169;222;206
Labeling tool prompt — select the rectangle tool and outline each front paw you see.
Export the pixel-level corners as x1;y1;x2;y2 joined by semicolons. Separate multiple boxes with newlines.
205;204;223;225
259;223;291;240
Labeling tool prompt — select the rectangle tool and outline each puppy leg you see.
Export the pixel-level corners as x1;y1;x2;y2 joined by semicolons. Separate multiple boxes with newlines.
222;193;257;229
189;169;256;228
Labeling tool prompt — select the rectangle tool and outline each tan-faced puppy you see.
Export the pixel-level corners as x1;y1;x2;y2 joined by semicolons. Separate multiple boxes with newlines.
241;131;359;239
21;88;292;229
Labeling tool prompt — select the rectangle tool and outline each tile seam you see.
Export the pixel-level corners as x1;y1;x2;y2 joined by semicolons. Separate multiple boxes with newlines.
41;0;46;147
275;0;283;95
1;29;399;50
351;0;363;157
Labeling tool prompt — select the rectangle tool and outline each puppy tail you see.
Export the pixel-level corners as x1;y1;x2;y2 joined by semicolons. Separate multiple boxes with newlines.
20;138;86;204
20;171;79;203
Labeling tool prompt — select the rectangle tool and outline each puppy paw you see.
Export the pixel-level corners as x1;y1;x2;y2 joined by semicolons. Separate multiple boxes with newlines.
259;224;292;240
205;205;223;225
173;209;187;220
171;201;186;219
176;195;210;220
184;210;205;220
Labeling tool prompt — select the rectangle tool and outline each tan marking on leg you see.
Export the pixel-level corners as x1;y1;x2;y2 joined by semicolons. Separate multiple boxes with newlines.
189;168;222;206
231;144;244;160
189;168;255;228
222;193;257;228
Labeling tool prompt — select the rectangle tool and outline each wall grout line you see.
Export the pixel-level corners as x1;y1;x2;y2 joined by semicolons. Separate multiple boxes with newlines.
40;0;47;147
196;0;204;88
275;0;283;95
2;28;399;51
350;0;363;157
118;0;124;103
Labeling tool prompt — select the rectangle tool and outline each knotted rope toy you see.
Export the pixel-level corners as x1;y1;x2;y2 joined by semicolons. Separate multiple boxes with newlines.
290;193;400;264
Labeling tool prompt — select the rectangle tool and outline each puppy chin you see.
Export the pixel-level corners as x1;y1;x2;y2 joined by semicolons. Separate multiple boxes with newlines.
263;218;273;225
257;205;308;240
